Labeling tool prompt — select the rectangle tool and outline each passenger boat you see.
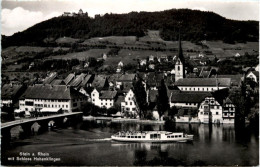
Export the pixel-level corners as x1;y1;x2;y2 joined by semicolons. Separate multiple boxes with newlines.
111;131;193;142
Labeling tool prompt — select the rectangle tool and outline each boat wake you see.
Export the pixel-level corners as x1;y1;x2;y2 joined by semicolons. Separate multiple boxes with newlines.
84;138;112;142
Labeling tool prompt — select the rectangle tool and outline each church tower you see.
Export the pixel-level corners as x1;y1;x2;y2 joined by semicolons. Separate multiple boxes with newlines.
175;33;185;82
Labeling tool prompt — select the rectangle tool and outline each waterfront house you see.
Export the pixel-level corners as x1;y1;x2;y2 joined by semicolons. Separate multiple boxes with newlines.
91;89;117;109
169;90;211;109
121;89;138;117
222;97;235;123
19;84;87;114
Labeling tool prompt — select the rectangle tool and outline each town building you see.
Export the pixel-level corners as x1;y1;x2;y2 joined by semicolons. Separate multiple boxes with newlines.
91;89;117;109
175;34;185;82
169;90;211;109
1;84;26;108
246;71;259;83
19;84;87;113
198;96;223;123
175;78;231;92
121;89;138;117
222;97;236;123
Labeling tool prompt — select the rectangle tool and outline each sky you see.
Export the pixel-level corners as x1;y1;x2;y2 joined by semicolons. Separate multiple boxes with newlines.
1;0;259;36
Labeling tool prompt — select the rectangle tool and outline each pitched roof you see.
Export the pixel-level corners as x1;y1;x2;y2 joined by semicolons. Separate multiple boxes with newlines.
117;74;136;82
70;73;87;87
1;84;23;99
175;78;231;87
92;75;107;89
170;91;211;103
50;79;64;85
43;73;57;84
19;84;85;100
64;73;75;85
99;90;117;99
81;75;94;86
213;75;243;87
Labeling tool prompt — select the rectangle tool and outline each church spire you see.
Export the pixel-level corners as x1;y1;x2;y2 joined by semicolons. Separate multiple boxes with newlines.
177;30;184;64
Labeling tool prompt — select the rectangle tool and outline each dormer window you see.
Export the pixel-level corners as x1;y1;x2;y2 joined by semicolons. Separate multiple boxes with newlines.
178;66;180;71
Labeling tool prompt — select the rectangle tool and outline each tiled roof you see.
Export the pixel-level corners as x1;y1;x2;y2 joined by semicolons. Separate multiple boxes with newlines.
1;84;23;99
70;73;87;87
171;91;211;103
108;74;122;83
100;90;117;99
19;84;85;100
64;73;75;85
81;75;94;86
213;75;243;86
175;78;231;87
43;73;57;84
118;74;136;82
50;79;64;85
92;75;107;88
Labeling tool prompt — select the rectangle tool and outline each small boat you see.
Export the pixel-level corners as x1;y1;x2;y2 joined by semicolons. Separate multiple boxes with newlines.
111;131;193;142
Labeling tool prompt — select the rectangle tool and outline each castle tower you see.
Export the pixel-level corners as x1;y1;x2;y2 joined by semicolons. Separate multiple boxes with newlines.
175;33;185;82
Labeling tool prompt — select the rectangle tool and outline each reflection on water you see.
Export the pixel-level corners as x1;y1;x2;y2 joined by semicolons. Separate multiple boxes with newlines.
2;120;259;166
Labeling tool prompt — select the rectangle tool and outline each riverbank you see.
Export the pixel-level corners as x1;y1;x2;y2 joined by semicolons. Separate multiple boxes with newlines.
83;116;165;124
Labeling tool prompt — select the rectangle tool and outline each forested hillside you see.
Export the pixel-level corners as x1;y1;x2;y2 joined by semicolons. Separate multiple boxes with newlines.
2;9;259;48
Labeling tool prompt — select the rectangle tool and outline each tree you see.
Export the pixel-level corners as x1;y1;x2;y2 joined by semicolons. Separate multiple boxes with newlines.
133;79;148;119
156;79;170;120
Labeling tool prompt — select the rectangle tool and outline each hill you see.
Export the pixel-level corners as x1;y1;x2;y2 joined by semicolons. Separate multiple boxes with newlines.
1;9;259;48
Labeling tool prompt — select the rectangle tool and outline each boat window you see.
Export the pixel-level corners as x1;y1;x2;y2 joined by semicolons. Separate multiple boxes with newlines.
142;136;145;138
127;136;130;138
138;136;141;138
175;135;178;138
179;135;182;137
131;136;134;138
135;136;137;138
171;136;174;138
167;136;170;138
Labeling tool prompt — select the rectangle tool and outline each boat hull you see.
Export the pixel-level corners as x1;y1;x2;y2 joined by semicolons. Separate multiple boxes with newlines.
111;136;193;143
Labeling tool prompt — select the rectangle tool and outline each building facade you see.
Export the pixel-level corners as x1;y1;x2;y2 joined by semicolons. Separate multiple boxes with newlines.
19;85;87;113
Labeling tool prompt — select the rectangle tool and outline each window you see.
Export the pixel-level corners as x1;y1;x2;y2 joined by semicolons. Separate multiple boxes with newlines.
211;100;214;104
185;88;187;90
178;66;180;71
198;88;200;91
66;105;68;108
217;106;219;109
130;102;132;105
216;112;218;115
193;88;195;90
128;98;130;100
202;88;204;91
110;103;112;106
105;103;107;105
210;105;214;109
167;136;170;138
101;103;103;105
230;113;233;116
201;112;203;114
189;88;191;90
126;102;128;105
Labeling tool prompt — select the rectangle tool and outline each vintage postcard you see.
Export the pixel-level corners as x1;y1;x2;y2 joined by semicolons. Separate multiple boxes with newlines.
1;0;259;166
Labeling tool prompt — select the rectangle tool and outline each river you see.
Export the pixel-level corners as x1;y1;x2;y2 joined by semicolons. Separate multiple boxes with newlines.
1;120;259;166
